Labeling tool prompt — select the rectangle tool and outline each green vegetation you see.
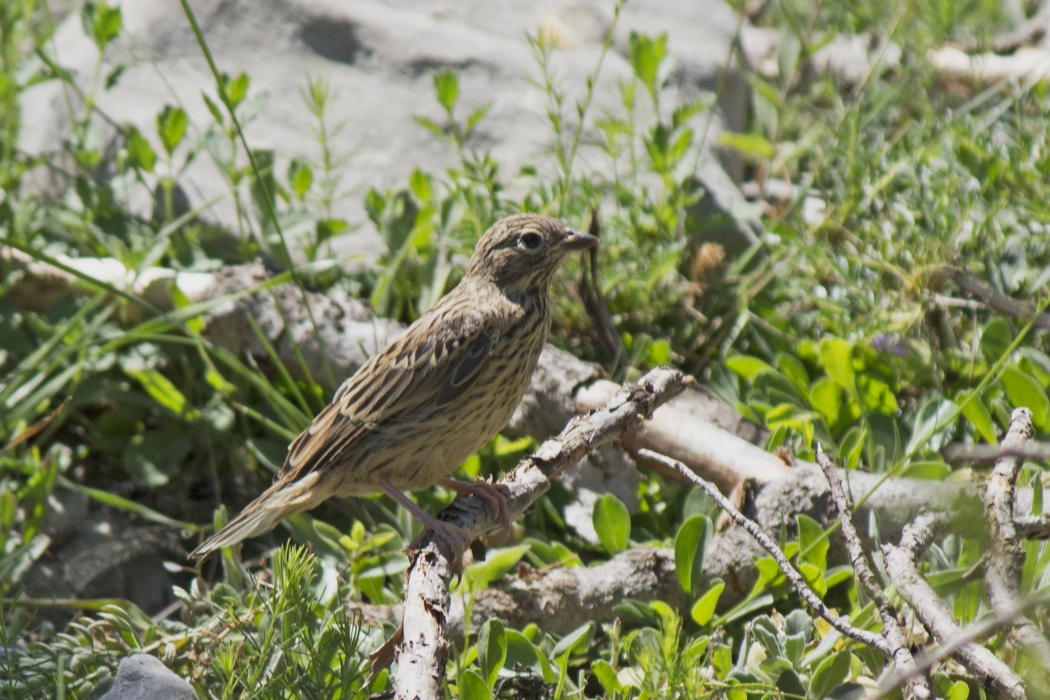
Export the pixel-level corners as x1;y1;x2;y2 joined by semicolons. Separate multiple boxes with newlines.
2;0;1050;697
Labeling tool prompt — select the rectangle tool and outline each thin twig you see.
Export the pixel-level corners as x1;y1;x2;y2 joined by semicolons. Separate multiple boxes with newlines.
882;513;1027;700
943;440;1050;465
637;448;893;657
981;408;1050;672
814;446;929;699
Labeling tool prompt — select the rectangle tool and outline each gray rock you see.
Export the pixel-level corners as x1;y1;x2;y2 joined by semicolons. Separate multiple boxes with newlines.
98;654;196;700
20;0;757;260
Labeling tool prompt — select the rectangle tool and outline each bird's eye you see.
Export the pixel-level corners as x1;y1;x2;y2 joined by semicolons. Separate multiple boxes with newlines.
519;232;543;250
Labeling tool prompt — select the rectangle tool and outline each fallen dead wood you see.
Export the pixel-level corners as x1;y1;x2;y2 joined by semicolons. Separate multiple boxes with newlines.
389;366;692;698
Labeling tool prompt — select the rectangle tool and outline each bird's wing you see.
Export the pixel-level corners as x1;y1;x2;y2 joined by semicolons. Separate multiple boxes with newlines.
277;299;497;481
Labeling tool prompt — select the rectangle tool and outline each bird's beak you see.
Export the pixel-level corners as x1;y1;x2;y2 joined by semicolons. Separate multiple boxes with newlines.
561;229;600;251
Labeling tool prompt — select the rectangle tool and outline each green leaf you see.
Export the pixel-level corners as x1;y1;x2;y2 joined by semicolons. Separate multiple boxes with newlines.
691;579;725;626
590;659;623;694
980;317;1012;362
810;378;843;427
957;389;998;443
412;115;447;140
122;429;192;487
202;92;225;125
433;70;459;113
82;1;122;51
944;680;970;700
593;494;631;553
675;514;713;596
718;131;775;159
288;159;313;200
221;72;250;109
477;619;506;690
819;338;855;395
460;544;530;593
551;622;594;659
1002;365;1050;430
458;670;492;700
901;460;950;480
726;354;774;380
905;398;958;456
796;514;828;573
776;669;806;697
124;126;156;173
124;368;200;420
809;650;851;700
839;426;867;470
627;31;668;102
465;103;492;135
504;630;555;682
156;105;188;157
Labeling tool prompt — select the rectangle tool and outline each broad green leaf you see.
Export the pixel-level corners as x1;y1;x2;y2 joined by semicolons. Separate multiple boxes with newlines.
809;650;851;700
777;669;806;696
905;399;957;456
590;660;622;693
593;494;630;553
504;630;555;682
458;670;491;700
459;545;530;593
221;72;250;108
627;31;668;101
839;426;867;470
122;429;191;487
810;378;843;427
819;338;855;395
477;619;506;690
82;1;122;51
957;389;998;444
675;514;712;596
945;680;970;700
858;376;898;413
776;353;811;395
980;317;1012;362
551;622;594;659
796;515;828;572
901;460;950;480
726;355;774;380
1002;366;1050;430
691;579;724;626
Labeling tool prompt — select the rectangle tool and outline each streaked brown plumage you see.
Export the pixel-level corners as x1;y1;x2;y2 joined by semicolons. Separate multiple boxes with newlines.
190;214;598;560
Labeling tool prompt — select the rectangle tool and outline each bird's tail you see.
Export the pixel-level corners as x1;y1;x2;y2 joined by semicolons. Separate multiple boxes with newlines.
189;472;322;560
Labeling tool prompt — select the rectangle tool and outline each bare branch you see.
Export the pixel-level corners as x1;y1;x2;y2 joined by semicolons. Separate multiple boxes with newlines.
943;441;1050;465
883;513;1027;700
981;408;1050;674
814;446;929;700
637;448;894;657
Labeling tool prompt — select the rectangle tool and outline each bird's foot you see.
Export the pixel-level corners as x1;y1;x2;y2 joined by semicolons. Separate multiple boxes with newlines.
439;477;512;533
408;515;471;573
382;480;471;573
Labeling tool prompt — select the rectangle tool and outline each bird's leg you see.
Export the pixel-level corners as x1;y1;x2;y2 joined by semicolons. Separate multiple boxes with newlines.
381;481;470;567
438;478;512;533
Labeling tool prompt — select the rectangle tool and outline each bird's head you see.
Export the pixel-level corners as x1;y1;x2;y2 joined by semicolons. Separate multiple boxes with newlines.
465;214;599;293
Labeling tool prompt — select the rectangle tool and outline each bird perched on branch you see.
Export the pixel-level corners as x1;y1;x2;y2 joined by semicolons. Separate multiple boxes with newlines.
190;214;598;562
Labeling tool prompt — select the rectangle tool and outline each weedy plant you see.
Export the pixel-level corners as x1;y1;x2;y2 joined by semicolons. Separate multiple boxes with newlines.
3;0;1050;697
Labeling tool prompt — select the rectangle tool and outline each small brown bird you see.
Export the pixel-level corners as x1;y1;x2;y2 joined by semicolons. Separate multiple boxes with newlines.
190;214;598;561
